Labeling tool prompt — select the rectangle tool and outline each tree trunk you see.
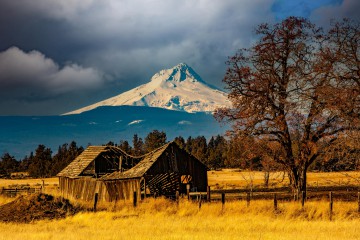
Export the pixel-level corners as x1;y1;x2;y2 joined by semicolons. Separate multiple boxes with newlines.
264;171;270;188
289;165;308;200
289;168;300;199
299;167;307;199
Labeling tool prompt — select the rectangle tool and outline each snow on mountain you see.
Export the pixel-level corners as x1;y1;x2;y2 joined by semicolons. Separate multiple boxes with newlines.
65;63;231;115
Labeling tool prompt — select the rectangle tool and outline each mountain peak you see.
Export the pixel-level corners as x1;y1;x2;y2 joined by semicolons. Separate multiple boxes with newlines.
174;62;190;69
65;64;231;115
152;63;205;84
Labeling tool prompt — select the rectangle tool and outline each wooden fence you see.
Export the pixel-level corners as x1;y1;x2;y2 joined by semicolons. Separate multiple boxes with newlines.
0;185;42;197
189;185;360;202
184;187;360;221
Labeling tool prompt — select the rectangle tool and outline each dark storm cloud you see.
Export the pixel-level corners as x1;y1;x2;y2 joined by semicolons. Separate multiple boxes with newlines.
0;0;358;115
0;47;103;102
310;0;360;26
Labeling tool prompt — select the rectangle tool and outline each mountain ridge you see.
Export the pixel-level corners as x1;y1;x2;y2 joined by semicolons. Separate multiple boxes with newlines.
0;106;228;159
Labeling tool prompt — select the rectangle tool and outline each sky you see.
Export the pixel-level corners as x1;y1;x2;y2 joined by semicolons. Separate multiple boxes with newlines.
0;0;359;115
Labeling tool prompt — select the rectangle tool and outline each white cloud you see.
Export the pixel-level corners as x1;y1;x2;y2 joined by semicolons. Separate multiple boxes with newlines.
178;120;192;125
0;47;103;98
128;120;144;125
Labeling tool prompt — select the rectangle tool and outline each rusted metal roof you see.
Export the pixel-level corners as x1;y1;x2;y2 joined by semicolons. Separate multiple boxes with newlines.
102;142;171;180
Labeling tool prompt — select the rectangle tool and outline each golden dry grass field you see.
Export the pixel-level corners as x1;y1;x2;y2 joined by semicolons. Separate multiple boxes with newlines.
208;169;360;189
0;177;58;187
1;198;360;240
1;170;360;240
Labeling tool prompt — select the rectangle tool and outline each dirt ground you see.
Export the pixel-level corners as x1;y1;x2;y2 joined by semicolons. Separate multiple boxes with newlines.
0;193;80;223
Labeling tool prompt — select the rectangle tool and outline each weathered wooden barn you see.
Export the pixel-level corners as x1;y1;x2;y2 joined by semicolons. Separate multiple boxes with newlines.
57;145;142;202
57;142;208;203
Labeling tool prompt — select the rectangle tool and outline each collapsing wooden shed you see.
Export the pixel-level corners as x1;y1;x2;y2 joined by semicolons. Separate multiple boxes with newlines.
57;142;208;203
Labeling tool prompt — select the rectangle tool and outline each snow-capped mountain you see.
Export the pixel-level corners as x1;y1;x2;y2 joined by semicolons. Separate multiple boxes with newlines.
65;63;231;115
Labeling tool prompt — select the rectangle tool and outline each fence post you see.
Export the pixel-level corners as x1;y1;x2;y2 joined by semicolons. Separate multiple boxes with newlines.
176;191;179;205
274;193;278;211
358;192;360;213
198;194;202;210
207;186;211;202
301;191;305;208
186;184;190;201
329;191;333;221
246;192;251;207
221;192;225;210
133;191;137;207
93;193;98;212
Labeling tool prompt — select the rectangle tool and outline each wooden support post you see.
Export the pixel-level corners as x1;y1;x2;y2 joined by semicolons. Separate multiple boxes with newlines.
143;179;146;200
246;192;251;207
133;191;137;207
175;191;179;205
113;192;118;210
119;156;123;172
301;191;305;208
221;192;225;209
358;192;360;213
274;193;278;211
329;191;333;221
207;186;211;202
93;193;98;212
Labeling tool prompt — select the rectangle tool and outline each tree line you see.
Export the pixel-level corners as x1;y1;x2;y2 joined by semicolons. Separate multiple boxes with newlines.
0;141;84;178
1;129;358;179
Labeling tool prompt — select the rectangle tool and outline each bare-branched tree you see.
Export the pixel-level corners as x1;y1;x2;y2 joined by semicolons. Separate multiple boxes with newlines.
215;17;360;195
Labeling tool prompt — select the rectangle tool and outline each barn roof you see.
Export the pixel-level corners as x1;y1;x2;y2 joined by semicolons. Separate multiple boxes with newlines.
58;141;208;180
57;145;130;178
102;142;171;180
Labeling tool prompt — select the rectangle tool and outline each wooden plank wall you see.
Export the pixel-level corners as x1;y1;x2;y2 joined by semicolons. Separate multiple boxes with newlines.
104;179;140;202
59;177;108;202
59;177;140;203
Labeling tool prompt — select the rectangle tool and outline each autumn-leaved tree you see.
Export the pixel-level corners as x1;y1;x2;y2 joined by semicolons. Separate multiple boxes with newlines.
215;17;359;195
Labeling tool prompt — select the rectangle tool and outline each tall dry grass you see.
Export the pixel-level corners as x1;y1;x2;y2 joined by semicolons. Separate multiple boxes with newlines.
1;197;360;240
1;172;360;239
